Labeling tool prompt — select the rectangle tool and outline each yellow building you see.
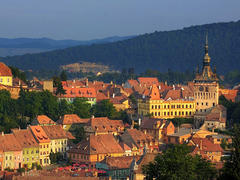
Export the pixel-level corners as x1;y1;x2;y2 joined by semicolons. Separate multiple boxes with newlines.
0;62;13;86
0;134;22;170
12;129;39;169
42;125;69;156
30;126;51;166
138;84;195;119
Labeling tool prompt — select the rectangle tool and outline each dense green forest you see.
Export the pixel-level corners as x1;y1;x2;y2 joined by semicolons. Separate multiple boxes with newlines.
2;20;240;74
0;89;129;133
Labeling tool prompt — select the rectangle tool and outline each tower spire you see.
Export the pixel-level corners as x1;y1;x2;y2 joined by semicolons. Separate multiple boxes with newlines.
205;32;208;54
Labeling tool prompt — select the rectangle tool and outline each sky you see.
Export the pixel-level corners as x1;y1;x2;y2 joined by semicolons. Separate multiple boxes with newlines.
0;0;240;40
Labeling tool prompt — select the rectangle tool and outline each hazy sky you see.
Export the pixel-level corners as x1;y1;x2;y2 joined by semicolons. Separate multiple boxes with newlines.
0;0;240;40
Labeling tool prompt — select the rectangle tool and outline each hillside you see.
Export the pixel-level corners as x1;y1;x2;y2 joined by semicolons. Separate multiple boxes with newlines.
2;20;240;74
0;36;134;57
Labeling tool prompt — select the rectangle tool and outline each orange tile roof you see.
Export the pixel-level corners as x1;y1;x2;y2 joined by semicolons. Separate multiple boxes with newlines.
57;114;89;125
30;125;51;143
104;156;141;169
138;77;159;86
96;92;109;102
121;129;154;149
149;84;161;100
42;125;69;140
0;62;12;76
60;87;96;98
140;117;171;130
88;117;124;133
163;89;181;100
110;94;128;104
219;89;238;102
127;80;139;87
69;134;124;155
36;115;56;125
190;138;224;154
205;113;226;123
12;129;39;148
0;133;22;152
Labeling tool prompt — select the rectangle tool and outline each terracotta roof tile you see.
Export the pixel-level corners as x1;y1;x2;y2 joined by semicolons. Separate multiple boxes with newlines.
88;117;124;133
57;114;89;125
138;77;159;86
12;129;39;148
190;138;224;153
0;133;22;151
30;125;51;143
69;134;124;155
42;125;69;140
60;87;96;98
104;156;141;169
0;62;12;76
36;115;56;125
219;89;238;102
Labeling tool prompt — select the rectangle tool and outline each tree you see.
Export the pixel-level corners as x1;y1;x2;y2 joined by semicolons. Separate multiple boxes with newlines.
91;99;118;118
142;144;216;180
72;98;91;118
219;125;240;180
60;71;67;81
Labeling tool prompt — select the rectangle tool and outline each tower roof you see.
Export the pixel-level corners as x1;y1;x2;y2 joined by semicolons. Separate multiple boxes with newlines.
194;34;218;82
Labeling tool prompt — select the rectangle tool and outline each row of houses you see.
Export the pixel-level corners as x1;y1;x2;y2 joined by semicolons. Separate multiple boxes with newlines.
0;123;74;170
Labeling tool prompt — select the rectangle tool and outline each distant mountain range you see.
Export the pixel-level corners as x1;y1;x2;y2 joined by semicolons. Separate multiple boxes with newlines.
2;20;240;74
0;36;135;56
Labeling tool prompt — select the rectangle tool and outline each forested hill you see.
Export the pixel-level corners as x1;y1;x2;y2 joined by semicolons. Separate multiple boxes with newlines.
2;20;240;74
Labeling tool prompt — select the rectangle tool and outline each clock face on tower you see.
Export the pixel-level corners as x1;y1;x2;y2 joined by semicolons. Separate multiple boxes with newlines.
199;86;204;91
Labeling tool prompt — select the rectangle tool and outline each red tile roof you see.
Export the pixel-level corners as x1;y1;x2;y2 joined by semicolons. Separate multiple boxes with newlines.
96;92;109;102
69;134;124;155
110;94;128;104
138;77;159;86
60;87;96;98
57;114;89;125
36;115;56;125
12;129;39;148
104;156;141;169
219;89;238;102
0;133;22;151
42;125;69;140
0;62;12;76
149;84;161;100
127;80;139;87
30;125;51;143
190;138;224;154
88;117;124;133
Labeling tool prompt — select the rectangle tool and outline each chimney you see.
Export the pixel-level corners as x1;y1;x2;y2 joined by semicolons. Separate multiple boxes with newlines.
1;132;4;136
212;127;215;133
200;140;203;150
86;78;88;87
91;115;95;119
107;91;110;98
112;93;115;98
138;118;142;126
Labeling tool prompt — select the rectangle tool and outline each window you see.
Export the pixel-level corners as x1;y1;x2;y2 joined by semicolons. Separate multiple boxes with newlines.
206;102;208;106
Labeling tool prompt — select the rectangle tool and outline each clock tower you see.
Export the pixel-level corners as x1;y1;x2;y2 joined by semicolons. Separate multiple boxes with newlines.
193;34;219;113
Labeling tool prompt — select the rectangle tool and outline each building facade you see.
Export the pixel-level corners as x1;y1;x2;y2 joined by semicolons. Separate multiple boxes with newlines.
193;35;219;113
138;84;195;119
